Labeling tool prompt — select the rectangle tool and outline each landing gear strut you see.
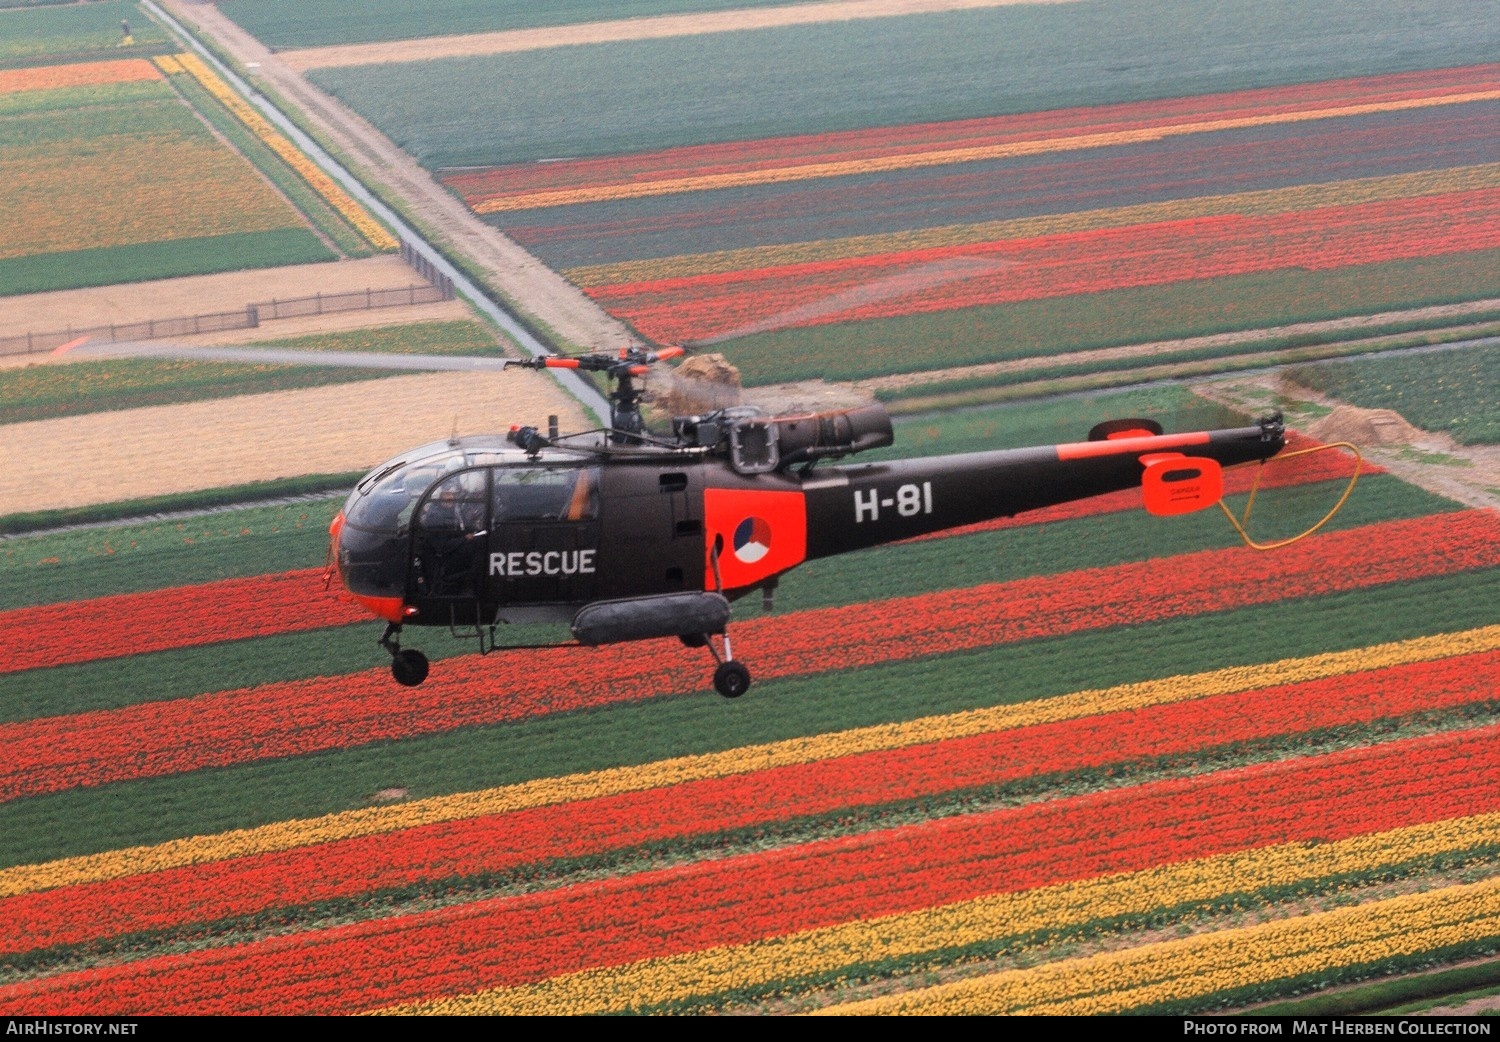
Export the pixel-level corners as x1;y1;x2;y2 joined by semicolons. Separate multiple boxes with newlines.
698;539;751;697
380;624;429;687
699;631;751;698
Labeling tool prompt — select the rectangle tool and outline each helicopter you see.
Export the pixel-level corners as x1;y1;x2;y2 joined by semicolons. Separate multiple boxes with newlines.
323;343;1303;697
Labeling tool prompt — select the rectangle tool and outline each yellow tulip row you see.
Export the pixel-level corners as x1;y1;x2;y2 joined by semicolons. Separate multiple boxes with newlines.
565;161;1500;287
824;865;1500;1015
380;812;1500;1014
480;89;1500;217
5;624;1495;899
154;53;397;251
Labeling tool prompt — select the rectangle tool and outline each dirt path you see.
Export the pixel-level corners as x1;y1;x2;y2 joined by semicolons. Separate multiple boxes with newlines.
158;0;637;358
279;0;1077;70
0;368;589;514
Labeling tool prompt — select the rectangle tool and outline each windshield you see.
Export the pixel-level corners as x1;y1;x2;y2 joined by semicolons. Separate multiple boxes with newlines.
344;442;598;534
343;442;472;534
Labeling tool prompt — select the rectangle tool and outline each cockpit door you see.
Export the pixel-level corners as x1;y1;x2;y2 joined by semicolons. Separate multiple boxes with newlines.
410;469;491;620
488;465;602;609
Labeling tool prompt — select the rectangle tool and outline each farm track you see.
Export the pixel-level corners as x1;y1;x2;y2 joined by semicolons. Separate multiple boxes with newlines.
277;0;1076;70
155;0;637;357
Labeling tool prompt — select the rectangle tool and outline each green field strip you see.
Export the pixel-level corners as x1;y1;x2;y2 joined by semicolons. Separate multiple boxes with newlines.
0;499;340;612
0;2;170;68
0;77;172;118
161;64;371;258
1258;960;1500;1016
224;0;824;49
0;320;501;426
0;229;334;297
0;98;210;152
1291;342;1500;445
0;357;404;423
1;566;1494;868
712;251;1500;386
307;0;1499;167
0;475;1445;721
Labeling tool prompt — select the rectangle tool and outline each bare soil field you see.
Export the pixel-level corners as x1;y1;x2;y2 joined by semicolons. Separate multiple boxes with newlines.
0;255;463;349
279;0;1076;69
0;367;589;514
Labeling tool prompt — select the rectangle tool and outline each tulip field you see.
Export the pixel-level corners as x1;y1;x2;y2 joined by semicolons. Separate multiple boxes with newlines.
0;52;331;295
6;0;1499;1017
3;388;1499;1014
0;0;408;297
450;63;1500;386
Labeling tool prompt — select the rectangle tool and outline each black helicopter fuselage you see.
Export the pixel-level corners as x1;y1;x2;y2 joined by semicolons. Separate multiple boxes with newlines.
331;407;1283;688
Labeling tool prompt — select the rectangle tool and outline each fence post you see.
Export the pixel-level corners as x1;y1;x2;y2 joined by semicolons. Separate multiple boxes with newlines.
248;304;258;328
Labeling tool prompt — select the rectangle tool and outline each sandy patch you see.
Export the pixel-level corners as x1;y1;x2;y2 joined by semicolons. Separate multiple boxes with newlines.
0;368;590;514
0;256;441;342
281;0;1077;69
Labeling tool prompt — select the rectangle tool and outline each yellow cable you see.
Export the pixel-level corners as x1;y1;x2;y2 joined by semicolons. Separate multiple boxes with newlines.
1217;442;1363;550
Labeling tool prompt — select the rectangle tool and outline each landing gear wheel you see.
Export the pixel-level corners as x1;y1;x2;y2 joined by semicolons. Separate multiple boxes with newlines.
391;648;430;687
713;660;751;699
679;633;709;648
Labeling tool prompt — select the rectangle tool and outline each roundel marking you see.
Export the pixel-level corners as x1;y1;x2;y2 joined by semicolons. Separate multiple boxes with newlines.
733;516;772;564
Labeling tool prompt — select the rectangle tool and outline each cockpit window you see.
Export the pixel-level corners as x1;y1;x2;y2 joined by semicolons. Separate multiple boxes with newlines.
418;470;488;533
493;466;599;522
344;462;449;534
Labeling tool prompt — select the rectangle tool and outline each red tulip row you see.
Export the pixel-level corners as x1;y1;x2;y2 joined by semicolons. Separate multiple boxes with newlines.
6;447;1362;676
3;647;1491;959
594;189;1500;342
3;510;1494;802
4;723;1495;1015
443;64;1497;204
2;568;363;675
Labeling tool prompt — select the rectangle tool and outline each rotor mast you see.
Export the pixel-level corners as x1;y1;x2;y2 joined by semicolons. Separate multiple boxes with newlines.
505;345;684;444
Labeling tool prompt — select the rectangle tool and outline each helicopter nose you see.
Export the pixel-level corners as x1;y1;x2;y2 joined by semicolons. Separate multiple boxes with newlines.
328;509;413;624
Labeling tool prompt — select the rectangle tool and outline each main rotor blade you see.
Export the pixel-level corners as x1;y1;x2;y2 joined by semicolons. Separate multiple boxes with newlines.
67;341;514;372
691;255;1019;346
